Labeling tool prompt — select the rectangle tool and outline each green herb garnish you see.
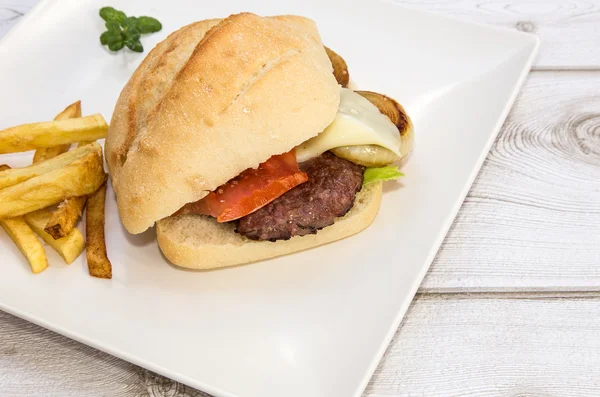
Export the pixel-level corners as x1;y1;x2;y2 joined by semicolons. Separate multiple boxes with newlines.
99;7;126;24
99;7;162;53
137;16;163;34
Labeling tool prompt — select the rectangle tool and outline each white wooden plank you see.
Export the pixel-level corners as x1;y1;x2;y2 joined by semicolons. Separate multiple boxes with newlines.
1;0;598;68
3;295;600;396
422;71;600;292
366;293;600;396
394;0;600;69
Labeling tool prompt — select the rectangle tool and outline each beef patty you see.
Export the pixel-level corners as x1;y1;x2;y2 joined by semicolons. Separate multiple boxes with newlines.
236;152;365;241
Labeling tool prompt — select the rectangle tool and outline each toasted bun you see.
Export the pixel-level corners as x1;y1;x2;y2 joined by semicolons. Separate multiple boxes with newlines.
105;13;340;234
156;182;382;270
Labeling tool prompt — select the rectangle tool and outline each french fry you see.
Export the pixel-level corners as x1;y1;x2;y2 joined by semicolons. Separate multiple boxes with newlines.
1;218;49;274
33;145;71;164
31;103;88;239
24;210;84;264
86;181;112;279
0;164;49;273
32;101;82;163
0;143;105;218
44;140;95;239
44;196;87;240
0;114;107;154
0;144;101;190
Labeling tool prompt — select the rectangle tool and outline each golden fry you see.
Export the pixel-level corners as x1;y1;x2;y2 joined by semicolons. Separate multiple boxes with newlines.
86;181;112;279
0;165;49;273
55;101;82;120
44;196;87;240
34;105;90;240
32;145;71;163
0;143;105;218
32;101;82;163
1;217;48;274
24;210;84;264
43;141;96;239
0;144;100;190
0;114;107;154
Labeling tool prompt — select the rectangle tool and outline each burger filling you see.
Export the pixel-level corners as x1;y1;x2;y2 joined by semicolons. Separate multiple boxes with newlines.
236;152;364;241
175;88;408;241
175;150;307;223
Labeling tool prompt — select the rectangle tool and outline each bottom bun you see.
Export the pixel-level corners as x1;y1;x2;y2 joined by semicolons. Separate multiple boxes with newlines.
156;181;383;270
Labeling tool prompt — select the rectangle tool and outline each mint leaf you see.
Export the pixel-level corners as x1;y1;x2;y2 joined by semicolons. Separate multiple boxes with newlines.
137;16;162;33
99;7;126;23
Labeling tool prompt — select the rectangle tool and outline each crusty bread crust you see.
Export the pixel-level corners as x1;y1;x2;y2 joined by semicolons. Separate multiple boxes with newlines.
105;13;340;234
156;182;382;270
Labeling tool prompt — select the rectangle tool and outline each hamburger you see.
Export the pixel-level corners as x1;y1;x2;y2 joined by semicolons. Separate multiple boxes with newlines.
105;13;413;269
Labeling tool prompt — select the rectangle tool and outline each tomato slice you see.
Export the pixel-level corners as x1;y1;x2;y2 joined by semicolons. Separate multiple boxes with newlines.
176;150;308;222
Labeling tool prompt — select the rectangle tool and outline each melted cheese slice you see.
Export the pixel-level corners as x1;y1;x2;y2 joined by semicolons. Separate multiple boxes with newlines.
295;88;401;163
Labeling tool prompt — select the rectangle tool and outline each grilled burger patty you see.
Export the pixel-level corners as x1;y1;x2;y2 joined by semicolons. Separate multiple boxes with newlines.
236;152;365;241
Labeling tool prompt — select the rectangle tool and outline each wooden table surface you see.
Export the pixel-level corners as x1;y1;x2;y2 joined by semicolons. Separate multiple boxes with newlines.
1;1;599;396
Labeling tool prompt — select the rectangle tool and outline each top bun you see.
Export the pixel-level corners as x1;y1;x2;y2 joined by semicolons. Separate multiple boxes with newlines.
105;13;340;234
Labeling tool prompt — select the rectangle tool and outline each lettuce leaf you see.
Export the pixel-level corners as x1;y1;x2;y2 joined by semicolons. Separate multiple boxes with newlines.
363;166;404;186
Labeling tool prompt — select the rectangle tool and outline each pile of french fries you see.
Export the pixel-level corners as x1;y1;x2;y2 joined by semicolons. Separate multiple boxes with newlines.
0;101;112;279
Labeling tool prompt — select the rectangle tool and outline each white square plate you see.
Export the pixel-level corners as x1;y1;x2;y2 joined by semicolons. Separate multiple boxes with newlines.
0;1;538;396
